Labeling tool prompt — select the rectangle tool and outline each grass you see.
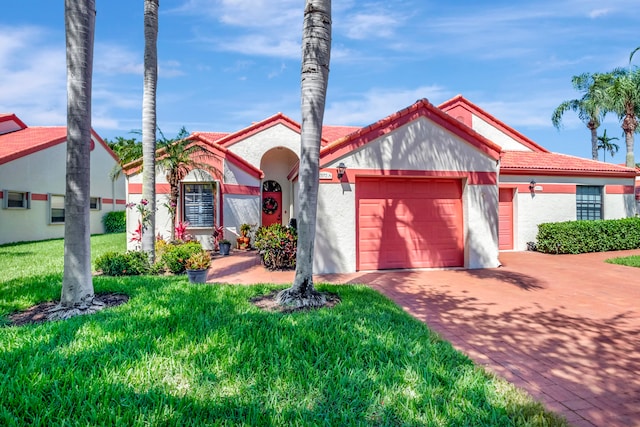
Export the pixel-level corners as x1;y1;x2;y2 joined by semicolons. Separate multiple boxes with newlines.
606;255;640;268
0;234;567;426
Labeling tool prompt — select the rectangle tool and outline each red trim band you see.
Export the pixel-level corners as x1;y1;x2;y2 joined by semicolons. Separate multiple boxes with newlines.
221;184;260;196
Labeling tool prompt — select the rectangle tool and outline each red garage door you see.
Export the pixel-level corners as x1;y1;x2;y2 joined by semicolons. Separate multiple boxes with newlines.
357;177;464;270
498;188;514;250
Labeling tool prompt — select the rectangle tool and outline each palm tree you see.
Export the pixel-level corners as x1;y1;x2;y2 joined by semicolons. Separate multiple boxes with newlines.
552;72;612;160
142;0;159;261
596;129;620;162
276;0;332;308
605;67;640;168
51;0;96;319
156;128;215;241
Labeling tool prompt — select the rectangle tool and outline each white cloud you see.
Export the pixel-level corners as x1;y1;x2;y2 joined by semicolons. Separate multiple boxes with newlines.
0;26;66;125
268;63;287;79
589;9;611;18
325;85;451;126
342;12;402;40
94;43;143;75
214;35;300;59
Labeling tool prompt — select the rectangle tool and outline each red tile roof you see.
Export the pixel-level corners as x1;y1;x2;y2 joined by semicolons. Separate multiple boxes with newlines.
0;127;67;165
321;125;360;145
194;132;230;142
500;151;637;177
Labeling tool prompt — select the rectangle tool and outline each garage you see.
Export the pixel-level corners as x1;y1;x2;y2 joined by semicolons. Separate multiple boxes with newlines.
356;177;464;270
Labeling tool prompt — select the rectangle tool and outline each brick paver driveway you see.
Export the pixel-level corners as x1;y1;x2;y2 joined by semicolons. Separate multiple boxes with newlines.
360;250;640;427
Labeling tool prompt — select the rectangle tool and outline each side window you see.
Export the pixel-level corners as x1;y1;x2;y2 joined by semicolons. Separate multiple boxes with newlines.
50;194;65;224
90;197;101;210
576;186;602;220
2;190;30;209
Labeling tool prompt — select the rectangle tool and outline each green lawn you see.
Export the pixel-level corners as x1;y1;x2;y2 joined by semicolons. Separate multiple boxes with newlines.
0;234;566;426
606;255;640;268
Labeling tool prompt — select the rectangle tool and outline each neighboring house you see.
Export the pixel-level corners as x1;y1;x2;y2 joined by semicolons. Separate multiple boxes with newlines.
124;96;637;274
0;113;126;245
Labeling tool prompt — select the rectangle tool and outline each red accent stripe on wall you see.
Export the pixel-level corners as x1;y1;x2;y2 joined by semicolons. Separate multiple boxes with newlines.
222;184;260;196
116;199;127;205
606;185;634;195
319;168;497;185
128;183;171;194
31;193;49;201
511;183;576;194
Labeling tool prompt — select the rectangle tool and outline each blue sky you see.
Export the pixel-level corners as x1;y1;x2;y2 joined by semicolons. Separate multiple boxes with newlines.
1;0;639;162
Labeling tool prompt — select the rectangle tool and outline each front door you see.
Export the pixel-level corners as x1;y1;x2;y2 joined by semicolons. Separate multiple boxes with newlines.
262;180;282;227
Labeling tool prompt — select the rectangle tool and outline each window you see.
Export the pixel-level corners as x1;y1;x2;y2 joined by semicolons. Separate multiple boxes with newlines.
576;186;602;220
90;197;101;210
50;195;65;224
183;183;216;227
2;190;30;209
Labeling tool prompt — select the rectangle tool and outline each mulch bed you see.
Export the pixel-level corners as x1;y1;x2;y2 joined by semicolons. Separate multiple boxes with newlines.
6;293;129;327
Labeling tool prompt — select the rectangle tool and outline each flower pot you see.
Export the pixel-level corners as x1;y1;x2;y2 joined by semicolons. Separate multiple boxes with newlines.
237;236;250;250
186;268;209;284
219;242;231;256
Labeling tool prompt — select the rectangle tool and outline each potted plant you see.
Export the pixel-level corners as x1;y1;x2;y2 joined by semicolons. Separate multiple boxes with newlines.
211;224;224;251
237;223;252;250
219;239;232;256
185;250;211;283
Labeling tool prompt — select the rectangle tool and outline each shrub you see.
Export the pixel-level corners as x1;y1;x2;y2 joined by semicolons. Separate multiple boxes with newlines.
102;211;126;233
95;251;151;276
160;241;203;274
254;223;297;270
536;217;640;254
185;250;211;270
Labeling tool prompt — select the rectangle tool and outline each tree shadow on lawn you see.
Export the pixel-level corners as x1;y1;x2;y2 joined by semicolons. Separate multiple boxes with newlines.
0;281;564;426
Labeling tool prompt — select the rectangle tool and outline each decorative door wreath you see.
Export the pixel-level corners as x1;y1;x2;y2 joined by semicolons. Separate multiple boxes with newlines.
262;197;278;215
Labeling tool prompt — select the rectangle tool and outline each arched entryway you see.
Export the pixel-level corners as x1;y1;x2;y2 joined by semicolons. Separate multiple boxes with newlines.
259;147;298;226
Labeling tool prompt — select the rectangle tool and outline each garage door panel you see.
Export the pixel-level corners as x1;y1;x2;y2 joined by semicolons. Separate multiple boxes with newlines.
498;188;514;250
357;178;463;270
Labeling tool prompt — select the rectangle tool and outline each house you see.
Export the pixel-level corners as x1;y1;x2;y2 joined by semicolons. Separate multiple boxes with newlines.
124;96;637;273
0;113;126;245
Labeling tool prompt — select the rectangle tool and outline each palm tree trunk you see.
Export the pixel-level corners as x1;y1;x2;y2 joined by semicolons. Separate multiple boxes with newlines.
60;0;96;310
169;173;180;241
141;0;159;261
590;127;598;161
277;0;331;308
623;112;637;168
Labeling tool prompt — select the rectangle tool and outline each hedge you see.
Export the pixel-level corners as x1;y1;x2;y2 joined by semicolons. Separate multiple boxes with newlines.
102;210;126;233
536;217;640;254
95;251;151;276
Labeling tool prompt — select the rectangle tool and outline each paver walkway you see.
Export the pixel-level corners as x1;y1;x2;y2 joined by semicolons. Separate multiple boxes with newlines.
207;249;640;427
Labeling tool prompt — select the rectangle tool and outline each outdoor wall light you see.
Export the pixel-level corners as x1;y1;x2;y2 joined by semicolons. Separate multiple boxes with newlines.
336;162;347;179
529;180;536;191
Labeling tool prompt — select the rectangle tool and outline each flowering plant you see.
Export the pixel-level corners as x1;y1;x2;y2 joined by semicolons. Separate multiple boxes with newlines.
129;220;143;250
127;199;153;231
175;221;192;242
163;199;177;220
